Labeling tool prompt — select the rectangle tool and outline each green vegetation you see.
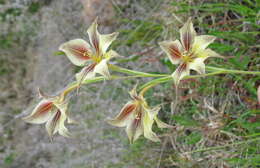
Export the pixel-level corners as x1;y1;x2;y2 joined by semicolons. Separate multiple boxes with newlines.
109;0;260;167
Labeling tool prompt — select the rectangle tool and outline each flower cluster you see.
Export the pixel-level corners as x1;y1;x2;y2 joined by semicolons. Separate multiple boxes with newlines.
107;86;172;143
23;18;222;143
159;18;220;85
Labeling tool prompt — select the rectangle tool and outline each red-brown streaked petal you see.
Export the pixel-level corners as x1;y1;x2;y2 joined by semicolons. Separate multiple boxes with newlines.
87;19;101;55
59;39;92;66
100;32;119;54
23;100;54;124
180;18;196;52
126;112;143;143
45;110;62;138
159;40;183;64
143;110;160;142
193;35;216;53
107;102;137;127
189;57;206;74
172;63;190;86
75;63;96;82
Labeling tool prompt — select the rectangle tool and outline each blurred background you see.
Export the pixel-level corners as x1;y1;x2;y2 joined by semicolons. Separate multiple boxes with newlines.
0;0;259;167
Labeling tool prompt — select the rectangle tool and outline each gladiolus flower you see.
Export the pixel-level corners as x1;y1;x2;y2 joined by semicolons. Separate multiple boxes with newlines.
59;18;119;83
107;86;172;143
159;18;221;85
23;89;73;138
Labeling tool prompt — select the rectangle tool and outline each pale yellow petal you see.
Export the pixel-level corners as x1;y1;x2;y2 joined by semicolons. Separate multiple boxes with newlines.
126;115;143;143
180;18;196;51
23;100;53;124
193;35;216;52
146;106;161;119
100;32;119;54
189;57;206;74
75;64;96;82
155;116;173;129
106;50;120;59
93;59;110;79
107;102;136;127
87;19;101;55
143;111;160;142
129;85;138;100
172;63;190;86
159;40;183;64
54;101;68;114
45;110;61;137
59;39;92;66
58;112;72;137
203;48;223;58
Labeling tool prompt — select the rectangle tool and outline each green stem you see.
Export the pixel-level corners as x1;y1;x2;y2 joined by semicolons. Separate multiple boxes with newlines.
63;65;259;97
206;66;260;75
139;70;226;91
183;137;260;154
109;64;168;77
62;75;155;97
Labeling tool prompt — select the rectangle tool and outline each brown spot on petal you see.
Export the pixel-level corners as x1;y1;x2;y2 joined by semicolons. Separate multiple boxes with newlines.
169;44;182;60
183;32;192;51
92;31;100;54
176;63;187;79
117;104;136;120
70;46;91;60
33;101;53;118
49;110;61;135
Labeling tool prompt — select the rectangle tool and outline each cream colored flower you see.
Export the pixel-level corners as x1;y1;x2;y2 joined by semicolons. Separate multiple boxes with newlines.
59;18;119;83
159;18;221;85
107;86;172;143
23;89;72;138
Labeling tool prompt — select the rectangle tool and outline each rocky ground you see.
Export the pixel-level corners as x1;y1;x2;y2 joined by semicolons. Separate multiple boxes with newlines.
0;0;140;167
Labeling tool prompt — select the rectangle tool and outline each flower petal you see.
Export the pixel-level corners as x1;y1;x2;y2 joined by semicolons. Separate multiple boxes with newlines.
59;39;92;66
23;100;53;124
189;57;206;74
57;112;71;137
172;63;190;86
75;63;96;82
159;40;183;64
45;110;62;137
129;85;139;100
143;110;160;142
54;101;68;114
93;59;110;79
203;49;223;58
87;19;101;55
180;18;196;51
100;32;119;54
107;102;136;127
193;35;216;52
155;117;173;129
106;50;120;59
146;106;160;119
126;112;143;143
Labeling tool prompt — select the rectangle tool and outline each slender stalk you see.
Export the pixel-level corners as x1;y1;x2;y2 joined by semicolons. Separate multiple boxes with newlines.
62;75;156;97
109;64;168;77
62;65;259;97
139;70;226;91
183;137;260;154
206;66;260;75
